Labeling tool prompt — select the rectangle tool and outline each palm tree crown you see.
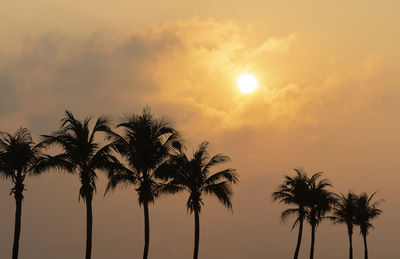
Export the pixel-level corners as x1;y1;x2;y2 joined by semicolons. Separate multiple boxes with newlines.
330;192;357;228
105;107;181;204
354;192;383;236
159;141;239;213
37;110;121;200
0;128;40;184
272;168;309;228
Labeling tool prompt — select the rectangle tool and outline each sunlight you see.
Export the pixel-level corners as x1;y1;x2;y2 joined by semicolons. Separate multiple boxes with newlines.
237;74;259;94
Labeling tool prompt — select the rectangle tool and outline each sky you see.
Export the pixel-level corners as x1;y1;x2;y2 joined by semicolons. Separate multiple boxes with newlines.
1;1;399;258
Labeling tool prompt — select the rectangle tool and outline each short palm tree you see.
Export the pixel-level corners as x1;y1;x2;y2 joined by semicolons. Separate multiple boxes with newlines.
329;192;357;259
36;111;123;259
305;172;336;259
272;168;309;259
0;128;42;259
105;107;181;259
354;192;383;259
156;141;238;259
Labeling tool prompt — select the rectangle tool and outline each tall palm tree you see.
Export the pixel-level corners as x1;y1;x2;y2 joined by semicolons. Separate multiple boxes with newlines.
0;128;42;259
35;111;123;259
156;141;238;259
329;192;357;259
305;172;336;259
272;168;309;259
105;107;181;259
354;192;383;259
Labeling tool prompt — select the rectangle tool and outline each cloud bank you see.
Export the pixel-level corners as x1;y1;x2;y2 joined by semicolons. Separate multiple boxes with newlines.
1;18;396;141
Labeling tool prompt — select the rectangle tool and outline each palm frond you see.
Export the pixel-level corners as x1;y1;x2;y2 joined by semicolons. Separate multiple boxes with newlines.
153;158;181;180
89;115;112;142
204;168;238;185
204;181;233;210
202;154;231;175
33;154;75;174
281;208;300;223
105;170;137;194
157;183;185;195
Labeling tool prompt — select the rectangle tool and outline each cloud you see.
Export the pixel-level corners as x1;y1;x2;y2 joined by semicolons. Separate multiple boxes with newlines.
0;18;290;132
249;33;298;56
0;17;397;141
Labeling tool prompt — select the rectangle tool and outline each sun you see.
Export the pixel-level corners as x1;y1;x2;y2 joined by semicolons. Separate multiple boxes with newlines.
237;74;259;94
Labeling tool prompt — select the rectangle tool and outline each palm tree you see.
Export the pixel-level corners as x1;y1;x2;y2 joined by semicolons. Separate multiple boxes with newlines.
329;192;357;259
305;172;336;259
35;111;123;259
105;107;181;259
156;141;238;259
272;168;309;259
354;192;383;259
0;128;42;259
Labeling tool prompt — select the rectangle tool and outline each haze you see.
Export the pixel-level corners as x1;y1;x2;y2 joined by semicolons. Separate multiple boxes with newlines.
1;1;399;258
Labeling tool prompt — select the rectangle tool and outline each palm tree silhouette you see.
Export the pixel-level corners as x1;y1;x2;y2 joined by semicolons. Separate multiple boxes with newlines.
329;192;357;259
354;192;383;259
272;168;309;259
0;128;42;259
305;172;336;259
105;107;181;259
156;141;238;259
36;111;122;259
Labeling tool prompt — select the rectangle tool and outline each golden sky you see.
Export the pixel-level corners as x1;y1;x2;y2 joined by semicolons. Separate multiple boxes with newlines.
1;1;399;258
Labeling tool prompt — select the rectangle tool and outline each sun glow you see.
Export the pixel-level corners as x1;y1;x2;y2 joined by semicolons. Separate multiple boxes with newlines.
237;74;259;94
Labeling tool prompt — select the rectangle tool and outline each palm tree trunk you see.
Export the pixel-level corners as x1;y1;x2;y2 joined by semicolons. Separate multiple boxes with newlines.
85;197;93;259
143;202;150;259
347;226;353;259
309;223;316;259
293;218;303;259
193;209;200;259
12;196;22;259
362;233;368;259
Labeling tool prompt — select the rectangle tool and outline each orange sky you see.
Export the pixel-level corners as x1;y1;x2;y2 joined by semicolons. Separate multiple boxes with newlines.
1;1;399;258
